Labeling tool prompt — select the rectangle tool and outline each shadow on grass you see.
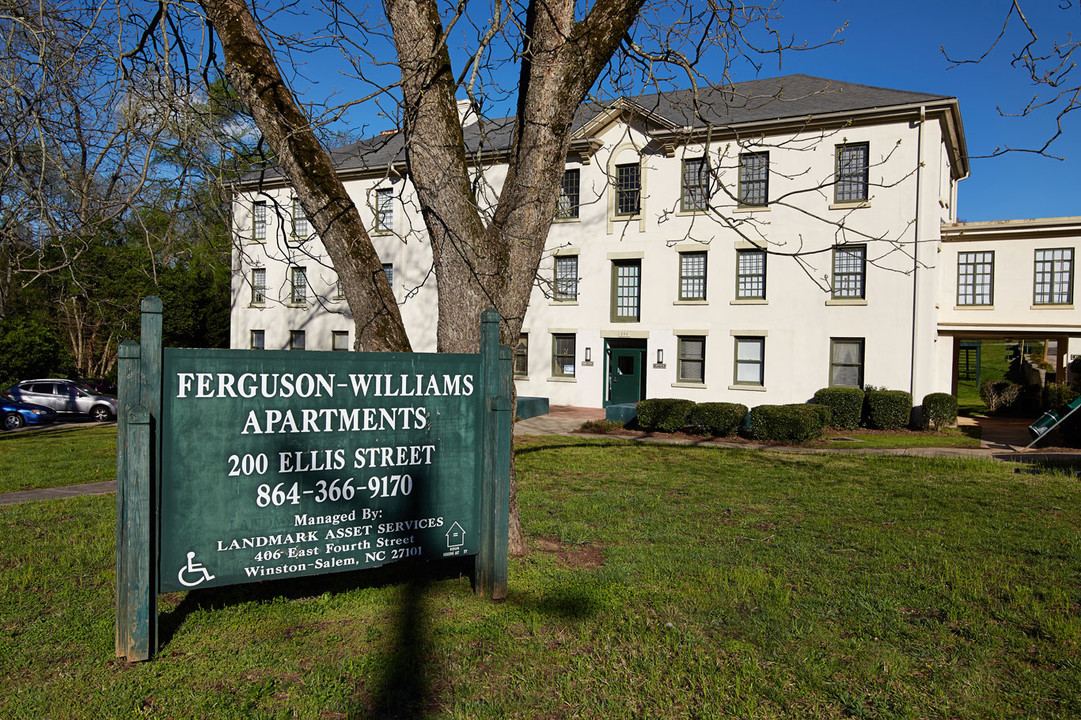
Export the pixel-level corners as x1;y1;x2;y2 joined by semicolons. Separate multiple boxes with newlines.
159;557;472;719
959;424;982;441
0;421;115;442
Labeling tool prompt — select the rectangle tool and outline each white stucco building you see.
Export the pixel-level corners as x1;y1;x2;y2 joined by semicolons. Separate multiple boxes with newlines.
231;74;1081;411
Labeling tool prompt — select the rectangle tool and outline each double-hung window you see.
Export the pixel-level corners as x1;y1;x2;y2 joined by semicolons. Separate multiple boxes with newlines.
612;260;641;322
678;336;705;384
681;158;708;212
957;251;994;306
615;163;641;216
375;188;393;233
1034;248;1074;305
552;334;576;378
250;267;266;305
734;337;765;386
252;200;267;241
514;334;529;378
830;338;864;388
835;142;869;203
290;266;307;305
736;249;766;300
679;252;707;301
292;198;309;238
739;152;768;206
832;245;866;299
557;169;580;219
554;256;578;301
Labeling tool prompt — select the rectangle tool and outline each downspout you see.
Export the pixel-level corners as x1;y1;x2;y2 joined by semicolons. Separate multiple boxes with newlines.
910;106;925;399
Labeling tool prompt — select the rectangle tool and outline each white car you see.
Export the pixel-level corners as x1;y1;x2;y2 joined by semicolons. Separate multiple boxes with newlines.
3;379;117;422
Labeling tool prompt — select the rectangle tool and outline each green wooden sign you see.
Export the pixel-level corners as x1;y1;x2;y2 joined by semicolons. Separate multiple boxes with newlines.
116;298;511;661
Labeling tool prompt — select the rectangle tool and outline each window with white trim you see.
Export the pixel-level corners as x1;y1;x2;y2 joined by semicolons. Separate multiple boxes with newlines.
957;251;994;306
679;252;707;301
681;158;708;212
514;334;529;378
832;245;866;299
830;338;864;388
1034;248;1074;305
736;249;766;299
252;200;267;241
250;329;265;350
835;142;869;202
290;266;307;305
292;198;309;238
557;169;580;219
734;337;764;386
552;334;575;377
612;259;641;322
375;188;393;233
615;163;640;216
678;336;705;383
554;256;578;301
739;152;768;206
250;267;266;305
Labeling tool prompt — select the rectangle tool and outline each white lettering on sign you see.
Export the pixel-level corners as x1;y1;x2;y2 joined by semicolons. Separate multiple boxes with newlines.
176;372;474;400
239;407;429;435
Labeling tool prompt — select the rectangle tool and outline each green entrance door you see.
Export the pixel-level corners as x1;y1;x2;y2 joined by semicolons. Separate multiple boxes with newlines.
607;342;646;405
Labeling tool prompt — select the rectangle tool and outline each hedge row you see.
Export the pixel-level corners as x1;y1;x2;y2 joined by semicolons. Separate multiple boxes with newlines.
636;387;954;441
636;398;746;436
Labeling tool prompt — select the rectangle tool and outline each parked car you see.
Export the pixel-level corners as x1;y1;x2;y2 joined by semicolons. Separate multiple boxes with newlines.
78;377;117;396
2;379;118;422
1;398;58;430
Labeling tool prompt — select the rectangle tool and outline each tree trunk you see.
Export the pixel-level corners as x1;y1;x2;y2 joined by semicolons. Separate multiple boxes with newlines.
200;0;412;354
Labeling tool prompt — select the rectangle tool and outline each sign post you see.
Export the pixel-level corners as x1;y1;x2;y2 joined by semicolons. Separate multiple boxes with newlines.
116;299;511;661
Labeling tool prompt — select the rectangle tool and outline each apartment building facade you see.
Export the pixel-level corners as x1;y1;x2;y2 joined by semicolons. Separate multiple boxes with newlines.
230;74;1081;409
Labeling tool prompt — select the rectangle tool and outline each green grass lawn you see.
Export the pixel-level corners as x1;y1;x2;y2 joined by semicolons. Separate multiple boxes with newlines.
957;340;1014;415
2;436;1079;718
0;424;116;493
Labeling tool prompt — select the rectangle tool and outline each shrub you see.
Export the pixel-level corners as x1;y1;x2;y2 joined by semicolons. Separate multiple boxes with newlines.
686;402;747;437
922;393;957;430
808;403;832;429
863;389;913;430
979;378;1021;413
812;387;864;429
748;404;825;443
636;398;694;433
579;419;623;434
1043;383;1080;412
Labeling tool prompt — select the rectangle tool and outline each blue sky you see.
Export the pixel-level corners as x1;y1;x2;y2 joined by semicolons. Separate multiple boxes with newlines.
291;0;1077;223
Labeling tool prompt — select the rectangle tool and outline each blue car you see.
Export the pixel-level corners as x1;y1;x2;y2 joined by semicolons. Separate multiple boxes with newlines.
1;397;58;430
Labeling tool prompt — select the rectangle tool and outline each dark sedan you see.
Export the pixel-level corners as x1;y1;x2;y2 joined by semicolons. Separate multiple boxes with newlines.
1;398;58;430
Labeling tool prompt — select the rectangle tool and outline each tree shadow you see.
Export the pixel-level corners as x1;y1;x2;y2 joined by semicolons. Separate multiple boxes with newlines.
158;556;472;718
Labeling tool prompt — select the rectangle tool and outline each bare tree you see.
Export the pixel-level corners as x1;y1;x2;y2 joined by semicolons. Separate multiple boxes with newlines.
112;0;826;555
943;0;1081;159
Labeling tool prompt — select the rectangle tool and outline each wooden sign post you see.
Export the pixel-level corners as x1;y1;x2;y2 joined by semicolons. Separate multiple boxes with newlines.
116;299;511;661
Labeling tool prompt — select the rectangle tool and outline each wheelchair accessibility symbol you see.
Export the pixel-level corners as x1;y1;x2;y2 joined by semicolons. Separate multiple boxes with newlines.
177;551;216;588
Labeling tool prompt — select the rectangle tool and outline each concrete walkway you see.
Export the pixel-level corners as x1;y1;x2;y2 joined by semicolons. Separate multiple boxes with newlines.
0;480;116;506
1;408;1076;507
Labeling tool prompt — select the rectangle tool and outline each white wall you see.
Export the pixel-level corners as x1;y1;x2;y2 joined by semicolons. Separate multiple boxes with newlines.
232;107;968;409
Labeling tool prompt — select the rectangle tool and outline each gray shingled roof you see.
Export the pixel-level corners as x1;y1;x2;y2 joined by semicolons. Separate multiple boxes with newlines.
248;74;955;182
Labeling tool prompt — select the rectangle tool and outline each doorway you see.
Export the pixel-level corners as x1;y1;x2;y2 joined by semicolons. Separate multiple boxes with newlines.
605;339;647;406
